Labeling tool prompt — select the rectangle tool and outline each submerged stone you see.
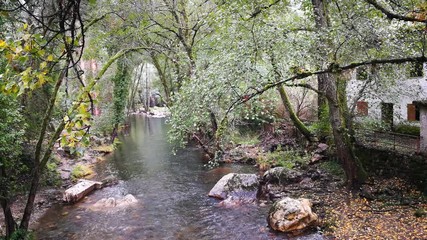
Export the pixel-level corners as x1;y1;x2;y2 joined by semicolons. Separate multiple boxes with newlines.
208;173;259;202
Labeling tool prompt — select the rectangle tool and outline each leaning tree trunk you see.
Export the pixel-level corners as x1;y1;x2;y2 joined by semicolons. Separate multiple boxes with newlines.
277;85;317;142
269;45;316;143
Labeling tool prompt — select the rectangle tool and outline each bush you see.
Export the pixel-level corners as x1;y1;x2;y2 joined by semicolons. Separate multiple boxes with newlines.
41;156;62;187
394;124;420;136
354;117;389;132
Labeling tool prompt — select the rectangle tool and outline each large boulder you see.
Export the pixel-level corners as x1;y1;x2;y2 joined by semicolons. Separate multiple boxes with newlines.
262;167;303;185
208;173;259;202
267;197;318;233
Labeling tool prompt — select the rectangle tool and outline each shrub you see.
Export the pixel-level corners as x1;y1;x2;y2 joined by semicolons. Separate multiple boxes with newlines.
41;156;62;187
394;124;420;136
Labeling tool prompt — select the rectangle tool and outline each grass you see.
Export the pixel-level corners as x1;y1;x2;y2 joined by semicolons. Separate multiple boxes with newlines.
257;146;309;170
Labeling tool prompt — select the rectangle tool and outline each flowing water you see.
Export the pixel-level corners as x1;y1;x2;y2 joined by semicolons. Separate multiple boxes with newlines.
35;116;322;240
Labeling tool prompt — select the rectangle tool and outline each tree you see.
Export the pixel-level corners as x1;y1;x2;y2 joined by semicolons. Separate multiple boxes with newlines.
0;1;145;236
201;0;426;187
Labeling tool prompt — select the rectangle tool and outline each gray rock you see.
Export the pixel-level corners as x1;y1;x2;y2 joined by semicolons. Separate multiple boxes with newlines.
315;143;328;153
208;173;259;201
91;194;138;211
267;197;318;233
310;153;324;164
262;167;303;185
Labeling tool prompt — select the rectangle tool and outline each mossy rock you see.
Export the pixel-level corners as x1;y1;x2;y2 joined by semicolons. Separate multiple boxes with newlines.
92;144;114;153
71;164;94;181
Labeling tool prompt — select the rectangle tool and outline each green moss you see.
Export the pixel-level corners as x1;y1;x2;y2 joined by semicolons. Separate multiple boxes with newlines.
92;144;114;153
319;160;345;179
71;164;94;181
257;146;309;170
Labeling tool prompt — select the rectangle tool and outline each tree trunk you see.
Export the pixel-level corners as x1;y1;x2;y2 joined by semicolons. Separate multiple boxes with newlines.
323;73;366;188
277;85;317;142
1;199;16;238
311;0;329;120
269;47;316;143
20;48;139;231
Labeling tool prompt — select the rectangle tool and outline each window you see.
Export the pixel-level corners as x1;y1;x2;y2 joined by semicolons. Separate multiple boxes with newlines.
407;104;420;121
408;62;423;78
356;101;368;116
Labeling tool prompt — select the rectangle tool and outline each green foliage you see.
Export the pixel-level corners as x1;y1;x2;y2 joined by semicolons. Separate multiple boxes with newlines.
257;146;309;170
228;131;260;146
0;93;26;198
394;124;420;136
40;157;62;187
0;26;56;96
112;60;131;126
0;229;34;240
414;208;426;218
354;118;390;132
91;104;115;135
309;104;331;140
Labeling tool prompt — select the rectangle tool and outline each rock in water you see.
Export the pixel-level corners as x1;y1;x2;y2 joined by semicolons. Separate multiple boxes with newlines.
63;180;102;203
208;173;259;201
267;197;318;233
91;194;138;211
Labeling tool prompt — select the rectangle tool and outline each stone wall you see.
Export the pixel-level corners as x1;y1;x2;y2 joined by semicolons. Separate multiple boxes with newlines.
356;145;427;194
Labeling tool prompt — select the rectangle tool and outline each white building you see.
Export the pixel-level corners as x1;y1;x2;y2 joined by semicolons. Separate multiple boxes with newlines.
347;62;427;127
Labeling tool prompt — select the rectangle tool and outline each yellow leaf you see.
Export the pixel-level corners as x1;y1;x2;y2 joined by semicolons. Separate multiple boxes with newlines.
37;73;46;85
0;40;6;49
47;54;54;62
23;23;28;30
40;61;47;70
24;44;31;52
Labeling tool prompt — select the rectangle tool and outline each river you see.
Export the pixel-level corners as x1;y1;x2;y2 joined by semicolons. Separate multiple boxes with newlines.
35;116;322;240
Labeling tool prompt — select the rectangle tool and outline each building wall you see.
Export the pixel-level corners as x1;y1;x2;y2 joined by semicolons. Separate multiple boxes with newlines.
347;63;427;125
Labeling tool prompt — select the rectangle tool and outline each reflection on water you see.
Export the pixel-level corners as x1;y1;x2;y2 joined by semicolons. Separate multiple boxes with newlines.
35;116;321;240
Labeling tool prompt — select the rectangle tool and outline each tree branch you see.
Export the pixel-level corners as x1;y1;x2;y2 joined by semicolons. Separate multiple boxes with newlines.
364;0;427;23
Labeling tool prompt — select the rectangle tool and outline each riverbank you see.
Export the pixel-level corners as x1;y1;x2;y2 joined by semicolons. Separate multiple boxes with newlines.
218;135;427;239
1;137;115;236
